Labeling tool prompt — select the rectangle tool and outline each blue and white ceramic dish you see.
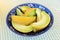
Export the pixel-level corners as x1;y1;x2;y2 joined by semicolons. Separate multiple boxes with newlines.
6;3;54;36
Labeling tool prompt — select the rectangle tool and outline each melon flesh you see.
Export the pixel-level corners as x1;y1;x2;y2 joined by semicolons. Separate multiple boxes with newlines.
11;16;36;25
20;6;30;12
24;8;36;16
31;11;50;32
12;21;33;33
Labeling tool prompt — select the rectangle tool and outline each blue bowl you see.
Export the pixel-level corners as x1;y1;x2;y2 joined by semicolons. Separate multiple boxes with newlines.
6;3;54;36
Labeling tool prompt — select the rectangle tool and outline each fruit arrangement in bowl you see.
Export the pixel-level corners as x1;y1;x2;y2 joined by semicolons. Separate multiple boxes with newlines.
6;3;54;36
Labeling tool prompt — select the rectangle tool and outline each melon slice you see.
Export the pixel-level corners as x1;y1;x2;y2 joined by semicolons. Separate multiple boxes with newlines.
12;21;33;33
16;8;23;16
11;15;36;25
19;6;30;12
31;11;50;32
24;8;36;16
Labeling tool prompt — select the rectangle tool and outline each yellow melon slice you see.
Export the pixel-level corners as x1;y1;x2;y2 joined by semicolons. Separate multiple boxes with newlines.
31;11;50;32
24;8;36;16
11;15;36;25
12;21;33;33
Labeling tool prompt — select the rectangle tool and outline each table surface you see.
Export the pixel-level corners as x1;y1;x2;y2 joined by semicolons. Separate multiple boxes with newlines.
0;0;60;40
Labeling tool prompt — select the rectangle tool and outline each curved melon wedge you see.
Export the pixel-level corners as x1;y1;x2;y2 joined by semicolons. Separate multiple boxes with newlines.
36;8;42;21
31;11;50;32
19;6;30;12
16;8;23;16
12;21;33;33
24;8;36;16
11;16;36;25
